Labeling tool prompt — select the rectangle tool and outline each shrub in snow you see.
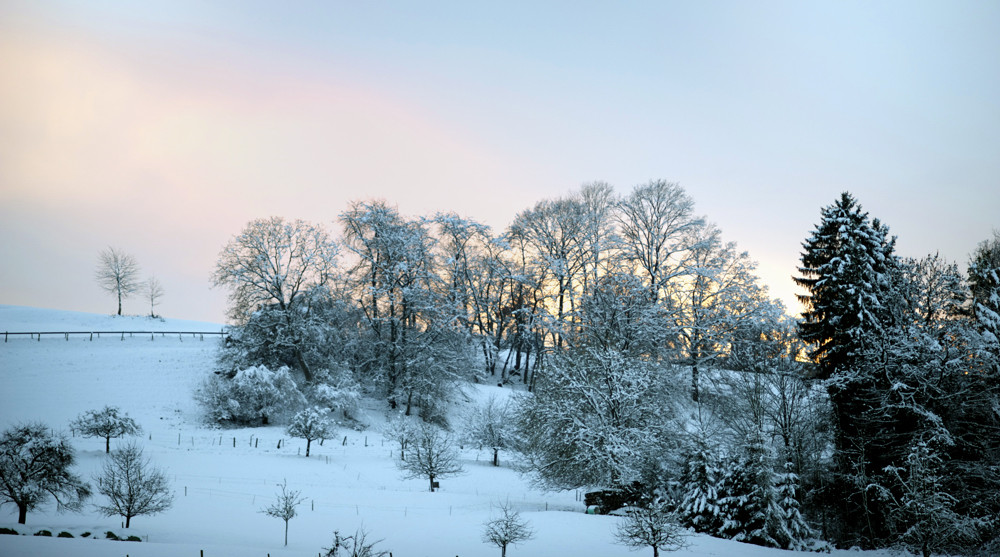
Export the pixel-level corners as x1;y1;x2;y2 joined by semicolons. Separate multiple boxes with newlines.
887;441;982;557
324;526;389;557
482;500;535;557
260;479;305;547
311;368;361;420
94;441;173;528
286;406;333;457
197;365;305;425
0;422;91;524
613;498;688;557
395;422;464;492
70;405;141;454
33;529;52;536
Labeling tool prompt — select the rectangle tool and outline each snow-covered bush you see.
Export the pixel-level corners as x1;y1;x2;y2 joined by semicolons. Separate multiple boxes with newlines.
323;526;389;557
310;368;361;420
197;365;305;426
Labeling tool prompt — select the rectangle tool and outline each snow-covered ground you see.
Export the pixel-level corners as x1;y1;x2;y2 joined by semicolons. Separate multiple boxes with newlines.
0;305;898;557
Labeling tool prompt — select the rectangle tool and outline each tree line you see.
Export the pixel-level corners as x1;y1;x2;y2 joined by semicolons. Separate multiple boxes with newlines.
205;184;999;555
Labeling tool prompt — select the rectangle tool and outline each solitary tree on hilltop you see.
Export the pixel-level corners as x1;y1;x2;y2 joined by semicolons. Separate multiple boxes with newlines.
144;276;165;318
96;247;141;316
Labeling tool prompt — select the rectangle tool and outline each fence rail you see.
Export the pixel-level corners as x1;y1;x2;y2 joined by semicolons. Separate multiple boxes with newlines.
4;330;229;342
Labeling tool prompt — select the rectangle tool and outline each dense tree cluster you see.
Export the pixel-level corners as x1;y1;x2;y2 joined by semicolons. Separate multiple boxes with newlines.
794;193;999;552
204;186;998;552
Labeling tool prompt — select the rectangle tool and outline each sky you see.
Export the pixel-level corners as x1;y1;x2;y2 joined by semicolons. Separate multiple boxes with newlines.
1;1;998;325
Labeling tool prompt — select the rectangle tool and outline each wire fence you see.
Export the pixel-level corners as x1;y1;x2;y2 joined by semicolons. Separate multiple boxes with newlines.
3;330;228;342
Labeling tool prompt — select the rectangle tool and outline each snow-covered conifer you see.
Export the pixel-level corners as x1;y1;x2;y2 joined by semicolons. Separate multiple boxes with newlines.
717;434;783;548
675;439;723;534
773;461;816;550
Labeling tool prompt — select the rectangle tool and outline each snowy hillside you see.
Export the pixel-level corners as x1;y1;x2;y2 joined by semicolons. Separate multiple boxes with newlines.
0;306;899;557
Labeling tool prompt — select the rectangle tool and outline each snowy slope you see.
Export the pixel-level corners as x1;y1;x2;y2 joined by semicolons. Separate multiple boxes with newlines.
0;306;900;557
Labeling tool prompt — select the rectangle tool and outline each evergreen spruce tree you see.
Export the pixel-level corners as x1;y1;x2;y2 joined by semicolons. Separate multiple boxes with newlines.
795;192;898;377
676;439;723;534
717;434;783;548
773;460;817;550
968;231;1000;351
794;192;900;546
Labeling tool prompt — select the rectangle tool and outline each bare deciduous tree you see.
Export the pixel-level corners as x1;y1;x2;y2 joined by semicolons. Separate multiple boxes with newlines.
482;500;535;557
96;247;141;316
94;442;172;528
260;479;305;546
70;405;141;454
144;276;164;317
614;499;688;557
464;395;514;467
396;423;463;492
212;217;339;382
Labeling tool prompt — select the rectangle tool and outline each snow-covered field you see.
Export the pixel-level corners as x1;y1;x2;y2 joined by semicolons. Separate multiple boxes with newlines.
0;305;897;557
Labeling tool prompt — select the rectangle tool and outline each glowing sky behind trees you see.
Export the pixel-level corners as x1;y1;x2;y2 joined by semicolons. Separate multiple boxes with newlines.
1;1;998;324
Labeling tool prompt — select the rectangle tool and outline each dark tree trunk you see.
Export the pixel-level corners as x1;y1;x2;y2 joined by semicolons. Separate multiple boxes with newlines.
125;515;131;528
106;436;111;454
691;363;700;402
306;438;312;457
294;345;314;383
17;503;27;524
493;447;499;467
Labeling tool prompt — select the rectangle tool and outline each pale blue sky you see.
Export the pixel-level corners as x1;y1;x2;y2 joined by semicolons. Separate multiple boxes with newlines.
1;1;998;323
